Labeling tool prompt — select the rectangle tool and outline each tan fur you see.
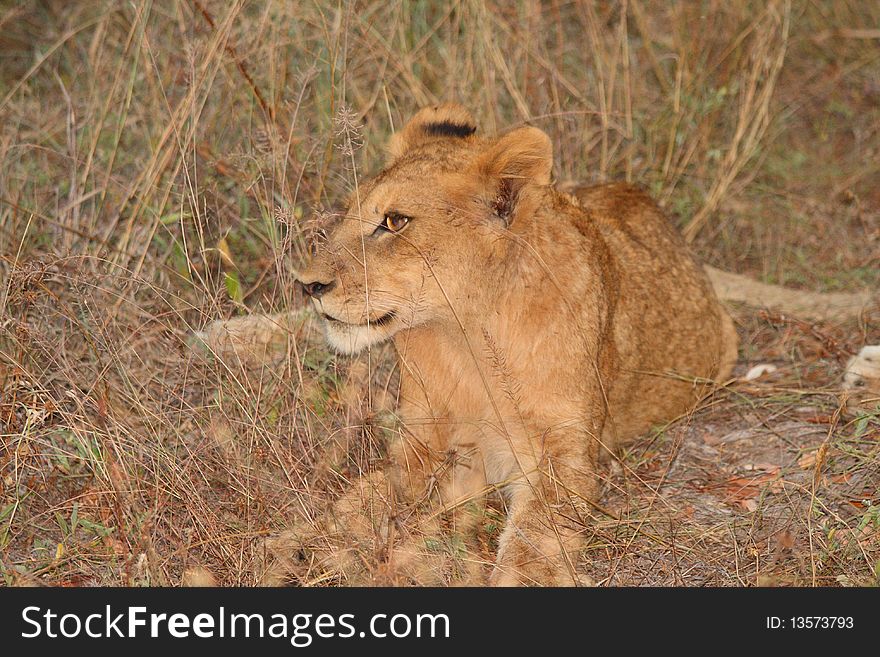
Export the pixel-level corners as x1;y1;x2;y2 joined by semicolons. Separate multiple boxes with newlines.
201;105;874;585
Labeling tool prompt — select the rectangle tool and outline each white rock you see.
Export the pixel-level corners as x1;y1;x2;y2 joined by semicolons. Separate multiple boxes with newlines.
743;363;778;381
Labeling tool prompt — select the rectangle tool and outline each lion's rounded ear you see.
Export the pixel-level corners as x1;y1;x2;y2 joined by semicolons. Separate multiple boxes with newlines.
386;104;477;162
475;126;553;223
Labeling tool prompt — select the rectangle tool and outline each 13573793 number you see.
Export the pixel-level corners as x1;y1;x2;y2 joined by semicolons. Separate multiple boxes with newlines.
766;617;854;630
792;617;853;629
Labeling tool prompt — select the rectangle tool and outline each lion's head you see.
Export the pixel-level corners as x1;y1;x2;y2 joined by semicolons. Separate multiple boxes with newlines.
295;104;553;354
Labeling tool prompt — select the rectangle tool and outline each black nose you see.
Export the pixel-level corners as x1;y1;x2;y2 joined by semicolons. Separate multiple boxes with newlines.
298;279;336;299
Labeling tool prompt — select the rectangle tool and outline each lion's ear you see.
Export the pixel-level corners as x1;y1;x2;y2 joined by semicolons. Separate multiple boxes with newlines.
475;126;552;224
386;104;477;162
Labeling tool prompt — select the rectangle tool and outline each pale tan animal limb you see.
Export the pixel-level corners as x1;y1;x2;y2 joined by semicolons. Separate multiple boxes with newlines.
192;310;315;367
704;265;873;322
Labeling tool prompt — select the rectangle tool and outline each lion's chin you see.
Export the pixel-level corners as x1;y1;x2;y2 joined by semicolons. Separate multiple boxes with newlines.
322;319;394;354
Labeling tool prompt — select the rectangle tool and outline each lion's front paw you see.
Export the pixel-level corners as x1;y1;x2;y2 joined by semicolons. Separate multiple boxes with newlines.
259;472;394;586
491;499;592;587
491;530;583;586
259;471;483;586
489;547;592;587
259;524;367;586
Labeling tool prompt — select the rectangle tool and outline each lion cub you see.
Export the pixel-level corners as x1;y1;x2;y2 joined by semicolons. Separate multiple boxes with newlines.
292;104;738;585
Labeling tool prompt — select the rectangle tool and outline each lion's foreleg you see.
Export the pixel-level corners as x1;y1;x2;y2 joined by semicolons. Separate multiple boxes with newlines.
490;432;599;586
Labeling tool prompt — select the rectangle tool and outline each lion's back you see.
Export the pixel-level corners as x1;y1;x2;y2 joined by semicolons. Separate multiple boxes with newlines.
569;183;737;446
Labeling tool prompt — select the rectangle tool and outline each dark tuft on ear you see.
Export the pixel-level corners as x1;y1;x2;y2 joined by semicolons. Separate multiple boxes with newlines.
423;121;477;139
387;104;477;161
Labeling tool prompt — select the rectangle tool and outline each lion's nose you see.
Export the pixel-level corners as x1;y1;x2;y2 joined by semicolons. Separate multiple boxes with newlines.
297;278;336;299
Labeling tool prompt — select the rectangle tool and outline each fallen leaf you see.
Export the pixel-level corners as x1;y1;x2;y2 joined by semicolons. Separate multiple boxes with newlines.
775;530;795;550
798;451;817;469
737;498;758;512
722;469;782;508
216;237;236;269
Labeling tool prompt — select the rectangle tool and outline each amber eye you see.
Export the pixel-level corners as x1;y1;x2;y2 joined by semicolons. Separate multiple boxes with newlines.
380;212;410;233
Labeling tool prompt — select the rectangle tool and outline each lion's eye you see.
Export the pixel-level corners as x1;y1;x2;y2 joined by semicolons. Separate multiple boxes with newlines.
378;212;410;234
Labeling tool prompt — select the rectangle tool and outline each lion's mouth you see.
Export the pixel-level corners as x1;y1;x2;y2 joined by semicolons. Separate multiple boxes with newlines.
321;311;396;328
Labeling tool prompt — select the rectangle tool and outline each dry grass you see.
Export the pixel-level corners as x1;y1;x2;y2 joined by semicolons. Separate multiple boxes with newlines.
1;0;878;587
